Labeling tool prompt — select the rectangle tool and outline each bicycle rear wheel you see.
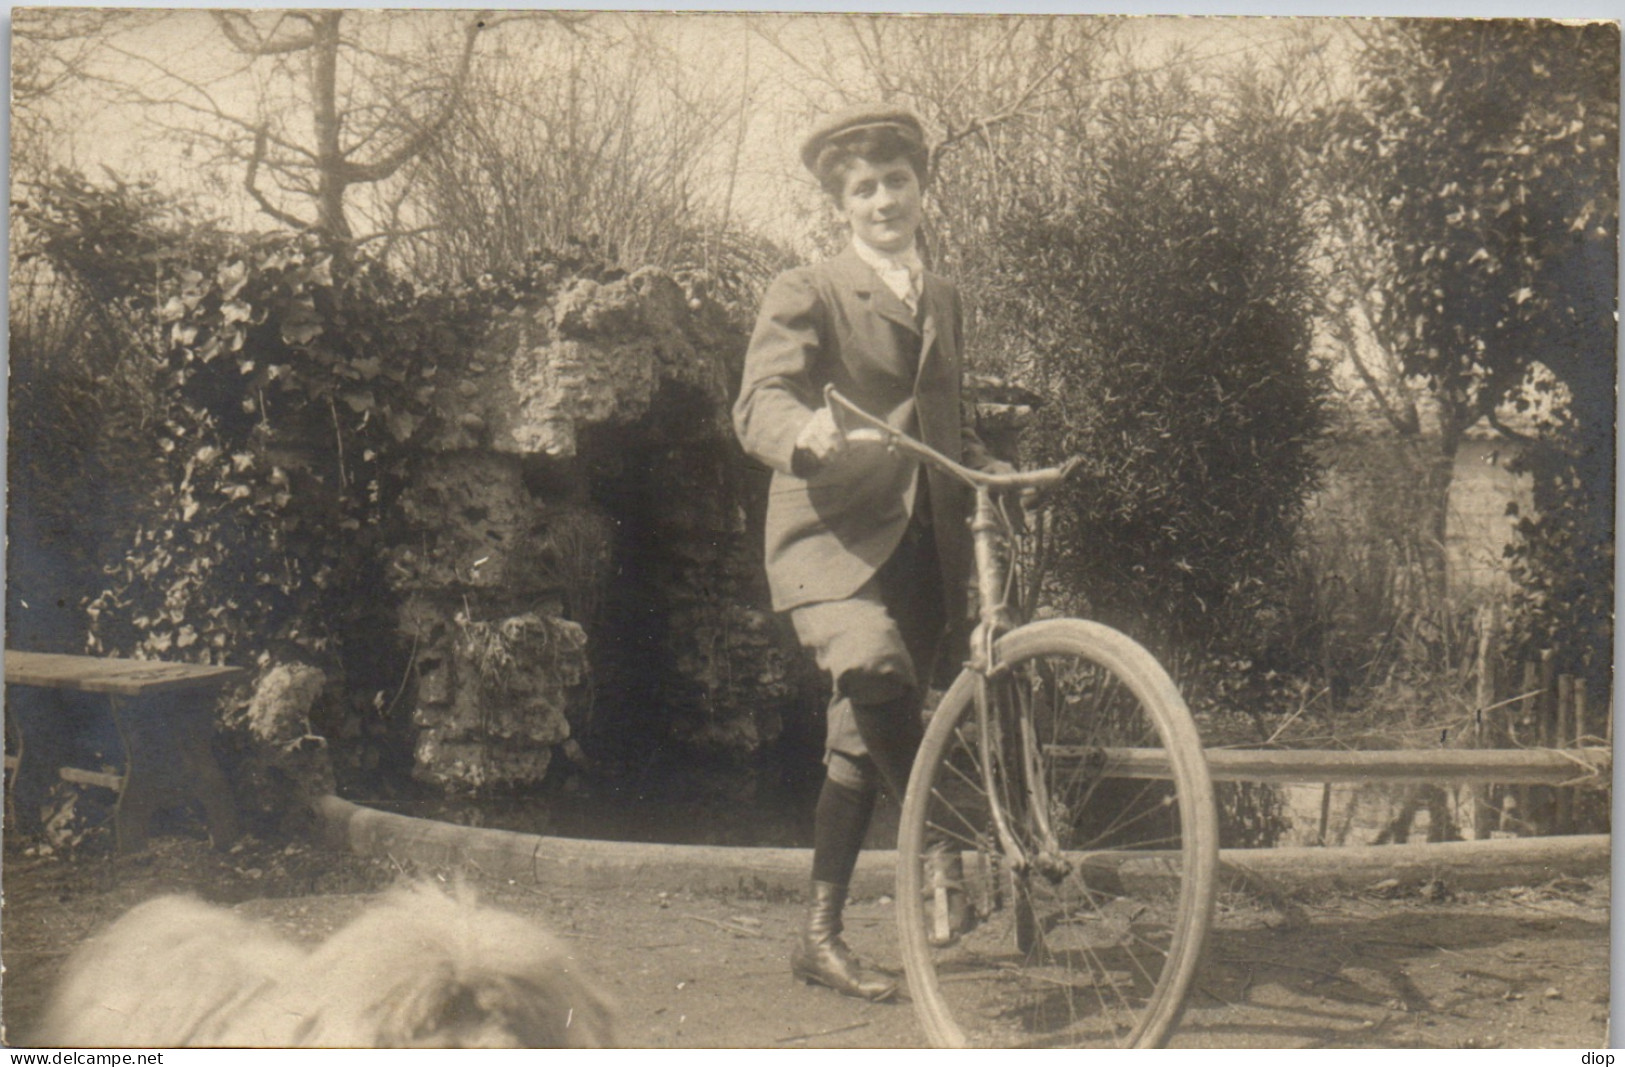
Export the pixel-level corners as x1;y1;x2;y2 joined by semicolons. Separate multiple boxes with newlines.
897;619;1218;1048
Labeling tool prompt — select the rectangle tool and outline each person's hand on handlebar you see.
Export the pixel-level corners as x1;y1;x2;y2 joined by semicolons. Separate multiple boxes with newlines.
794;405;848;469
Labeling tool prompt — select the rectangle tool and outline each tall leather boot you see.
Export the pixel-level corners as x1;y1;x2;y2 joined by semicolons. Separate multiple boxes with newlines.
790;880;898;1001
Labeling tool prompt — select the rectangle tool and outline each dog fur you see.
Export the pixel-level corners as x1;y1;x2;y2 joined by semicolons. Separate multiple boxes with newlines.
36;882;617;1048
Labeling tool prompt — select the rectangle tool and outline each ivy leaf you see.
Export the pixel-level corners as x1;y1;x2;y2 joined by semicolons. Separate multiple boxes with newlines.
387;409;420;442
218;260;249;301
282;320;323;345
342;390;376;414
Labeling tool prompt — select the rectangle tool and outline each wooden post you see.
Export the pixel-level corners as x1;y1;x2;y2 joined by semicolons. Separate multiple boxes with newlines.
1516;662;1538;744
1533;651;1557;835
1538;650;1556;746
1557;675;1575;834
1469;605;1499;840
1574;677;1588;745
1557;675;1573;751
1514;660;1538;835
1497;791;1517;834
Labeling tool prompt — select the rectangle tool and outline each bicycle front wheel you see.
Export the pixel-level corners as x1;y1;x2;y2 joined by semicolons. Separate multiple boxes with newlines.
896;619;1218;1048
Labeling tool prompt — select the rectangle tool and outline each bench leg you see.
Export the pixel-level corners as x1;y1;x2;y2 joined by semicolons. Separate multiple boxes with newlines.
109;693;240;853
7;688;76;836
175;702;239;850
109;696;157;853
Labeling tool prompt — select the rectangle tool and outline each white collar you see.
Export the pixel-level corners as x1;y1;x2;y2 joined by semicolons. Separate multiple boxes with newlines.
851;237;923;278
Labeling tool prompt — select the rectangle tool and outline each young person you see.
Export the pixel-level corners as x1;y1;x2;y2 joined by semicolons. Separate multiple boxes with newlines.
733;105;1008;1001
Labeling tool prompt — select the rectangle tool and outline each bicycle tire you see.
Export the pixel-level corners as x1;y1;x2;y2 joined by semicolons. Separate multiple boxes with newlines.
896;618;1219;1048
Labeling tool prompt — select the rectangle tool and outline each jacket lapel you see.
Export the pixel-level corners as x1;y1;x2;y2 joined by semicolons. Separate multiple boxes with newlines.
915;272;944;392
830;245;920;337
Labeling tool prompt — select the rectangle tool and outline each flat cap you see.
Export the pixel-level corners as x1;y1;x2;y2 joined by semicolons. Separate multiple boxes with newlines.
800;104;926;173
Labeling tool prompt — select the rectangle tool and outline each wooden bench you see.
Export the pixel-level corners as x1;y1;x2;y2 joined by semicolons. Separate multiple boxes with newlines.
5;651;244;853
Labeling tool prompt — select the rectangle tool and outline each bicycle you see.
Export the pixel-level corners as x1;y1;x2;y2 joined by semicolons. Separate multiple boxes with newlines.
826;386;1220;1049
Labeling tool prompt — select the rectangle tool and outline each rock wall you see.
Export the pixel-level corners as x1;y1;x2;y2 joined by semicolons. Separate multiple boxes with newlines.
386;452;600;789
388;266;803;789
229;664;337;833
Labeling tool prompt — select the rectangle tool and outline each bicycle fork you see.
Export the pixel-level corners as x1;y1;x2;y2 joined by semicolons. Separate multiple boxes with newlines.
966;488;1070;885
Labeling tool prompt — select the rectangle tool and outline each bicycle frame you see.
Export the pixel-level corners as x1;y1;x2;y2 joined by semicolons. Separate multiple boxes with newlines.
824;387;1076;879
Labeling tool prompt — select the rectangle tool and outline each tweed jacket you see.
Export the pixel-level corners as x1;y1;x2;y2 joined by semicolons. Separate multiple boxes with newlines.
734;243;996;616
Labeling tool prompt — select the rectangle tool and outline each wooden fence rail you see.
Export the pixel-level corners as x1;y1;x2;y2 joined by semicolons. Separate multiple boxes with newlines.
1052;745;1611;787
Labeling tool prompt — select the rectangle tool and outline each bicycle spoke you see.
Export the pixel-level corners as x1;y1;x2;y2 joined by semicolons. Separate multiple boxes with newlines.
924;806;985;852
897;621;1216;1049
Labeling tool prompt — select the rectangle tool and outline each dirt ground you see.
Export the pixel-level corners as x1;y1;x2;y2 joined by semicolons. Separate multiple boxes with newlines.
1;832;1610;1049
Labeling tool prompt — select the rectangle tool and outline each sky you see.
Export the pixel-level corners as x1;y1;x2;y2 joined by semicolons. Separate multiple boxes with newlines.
14;10;1383;250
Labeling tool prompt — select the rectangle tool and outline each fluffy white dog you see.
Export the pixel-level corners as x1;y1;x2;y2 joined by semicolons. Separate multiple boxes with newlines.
36;882;617;1048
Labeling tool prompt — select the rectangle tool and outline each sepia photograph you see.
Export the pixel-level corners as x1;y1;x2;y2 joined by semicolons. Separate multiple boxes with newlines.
3;8;1615;1050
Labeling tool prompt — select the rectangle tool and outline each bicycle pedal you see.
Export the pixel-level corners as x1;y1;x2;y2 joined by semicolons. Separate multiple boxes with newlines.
931;885;952;944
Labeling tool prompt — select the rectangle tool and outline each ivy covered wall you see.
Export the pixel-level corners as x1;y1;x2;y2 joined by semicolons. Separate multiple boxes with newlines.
10;179;812;809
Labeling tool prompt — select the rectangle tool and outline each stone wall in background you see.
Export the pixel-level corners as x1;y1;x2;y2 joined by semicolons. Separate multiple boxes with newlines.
386;266;803;790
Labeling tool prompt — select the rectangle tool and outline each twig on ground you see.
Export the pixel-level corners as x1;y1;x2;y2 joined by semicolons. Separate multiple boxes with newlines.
682;913;764;938
776;1020;872;1044
1362;936;1463;956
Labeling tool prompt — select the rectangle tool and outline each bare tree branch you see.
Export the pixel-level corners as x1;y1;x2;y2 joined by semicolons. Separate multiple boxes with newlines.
751;20;849;99
212;11;316;56
340;12;487;184
245;126;316;231
930;45;1074;169
1330;296;1421;437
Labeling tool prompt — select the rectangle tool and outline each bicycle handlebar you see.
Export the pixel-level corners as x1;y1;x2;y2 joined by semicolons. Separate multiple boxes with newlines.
823;385;1080;492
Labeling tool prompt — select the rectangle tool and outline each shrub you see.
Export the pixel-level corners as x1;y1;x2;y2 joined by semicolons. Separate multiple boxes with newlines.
983;67;1327;711
9;172;226;651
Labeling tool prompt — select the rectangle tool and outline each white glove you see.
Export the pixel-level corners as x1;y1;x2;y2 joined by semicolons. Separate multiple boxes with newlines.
793;406;848;467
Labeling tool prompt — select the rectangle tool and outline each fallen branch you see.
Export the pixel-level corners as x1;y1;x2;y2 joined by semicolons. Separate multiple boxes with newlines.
775;1020;872;1044
681;913;763;939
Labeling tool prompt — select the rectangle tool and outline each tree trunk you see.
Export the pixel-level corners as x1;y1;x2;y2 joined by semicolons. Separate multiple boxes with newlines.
1416;395;1466;607
309;12;351;242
